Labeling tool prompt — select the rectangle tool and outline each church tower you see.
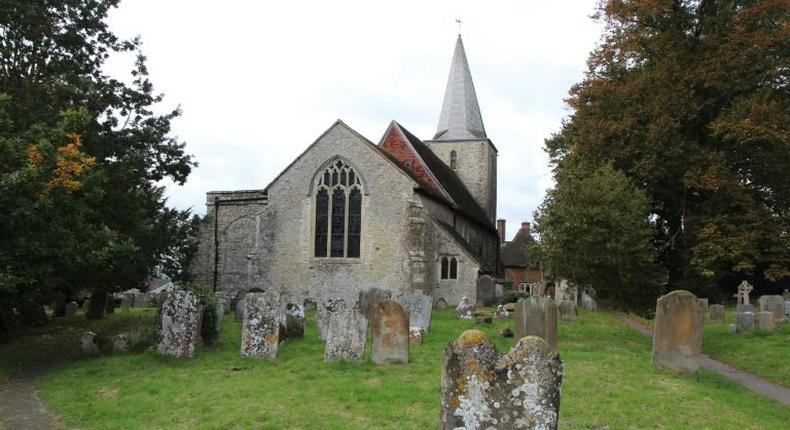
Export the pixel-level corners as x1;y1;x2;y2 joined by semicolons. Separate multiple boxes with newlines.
425;34;497;223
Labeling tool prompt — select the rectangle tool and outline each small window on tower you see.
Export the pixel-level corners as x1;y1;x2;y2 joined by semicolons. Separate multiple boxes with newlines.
450;151;457;170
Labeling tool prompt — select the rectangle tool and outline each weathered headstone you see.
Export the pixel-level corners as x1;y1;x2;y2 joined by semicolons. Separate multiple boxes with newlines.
80;331;100;356
736;303;754;314
82;299;90;313
758;295;784;321
155;290;203;358
785;301;790;318
513;296;558;351
456;296;474;319
651;290;703;373
434;297;448;309
736;311;754;333
558;300;578;322
783;289;790;301
112;335;127;354
727;324;737;334
440;330;563;430
371;300;409;364
120;296;131;312
494;283;504;301
232;290;249;322
476;275;496;306
358;288;392;320
698;298;709;316
399;291;432;332
286;303;305;339
241;291;281;359
64;301;78;317
709;304;725;323
581;291;597;310
213;300;225;336
316;298;334;342
324;299;368;362
757;311;775;331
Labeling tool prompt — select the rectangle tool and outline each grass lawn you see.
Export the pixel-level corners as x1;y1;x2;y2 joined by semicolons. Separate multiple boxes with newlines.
0;309;155;381
30;308;788;429
703;307;790;388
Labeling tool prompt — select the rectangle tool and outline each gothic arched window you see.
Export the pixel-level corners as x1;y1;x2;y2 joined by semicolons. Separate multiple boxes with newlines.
440;256;458;280
450;150;457;170
314;159;363;258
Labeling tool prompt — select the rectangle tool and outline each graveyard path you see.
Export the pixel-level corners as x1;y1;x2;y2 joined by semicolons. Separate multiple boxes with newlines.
613;312;790;406
0;366;58;430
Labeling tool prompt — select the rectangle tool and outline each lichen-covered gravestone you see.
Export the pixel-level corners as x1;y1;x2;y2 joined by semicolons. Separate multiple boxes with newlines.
758;295;785;321
371;300;409;364
513;296;558;351
324;299;368;362
757;311;775;331
286;303;305;339
64;301;78;317
316;298;335;342
155;290;203;358
440;330;563;430
709;304;725;323
558;301;577;322
476;275;496;306
241;291;281;359
456;296;474;319
651;290;703;373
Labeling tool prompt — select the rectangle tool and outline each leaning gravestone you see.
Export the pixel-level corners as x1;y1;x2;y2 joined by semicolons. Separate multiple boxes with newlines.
558;300;578;322
80;331;100;356
513;296;558;351
709;304;725;323
286;303;305;339
324;299;368;362
64;301;78;317
476;275;496;306
651;290;703;373
758;295;785;321
440;330;563;430
456;296;474;319
241;291;281;359
371;300;409;364
757;311;775;331
155;290;203;358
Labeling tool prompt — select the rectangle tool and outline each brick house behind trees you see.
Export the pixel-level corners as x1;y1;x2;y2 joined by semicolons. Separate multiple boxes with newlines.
499;220;542;294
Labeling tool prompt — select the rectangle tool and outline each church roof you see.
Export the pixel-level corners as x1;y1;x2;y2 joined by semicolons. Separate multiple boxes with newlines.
501;224;536;268
434;35;487;141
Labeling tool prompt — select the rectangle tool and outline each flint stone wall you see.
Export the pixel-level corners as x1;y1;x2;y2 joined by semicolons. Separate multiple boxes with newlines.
155;290;203;358
440;330;563;430
651;290;702;373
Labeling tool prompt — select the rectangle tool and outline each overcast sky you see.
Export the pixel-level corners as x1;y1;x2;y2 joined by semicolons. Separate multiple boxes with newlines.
105;0;603;241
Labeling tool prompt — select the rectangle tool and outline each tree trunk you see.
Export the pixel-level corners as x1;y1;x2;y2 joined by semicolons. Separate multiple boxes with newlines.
104;293;116;314
87;291;107;319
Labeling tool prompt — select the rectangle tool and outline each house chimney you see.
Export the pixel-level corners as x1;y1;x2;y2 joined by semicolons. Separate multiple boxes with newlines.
496;219;506;244
521;221;531;236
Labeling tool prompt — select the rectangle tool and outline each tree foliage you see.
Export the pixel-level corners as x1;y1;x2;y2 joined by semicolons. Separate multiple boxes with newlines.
542;0;789;300
0;0;197;324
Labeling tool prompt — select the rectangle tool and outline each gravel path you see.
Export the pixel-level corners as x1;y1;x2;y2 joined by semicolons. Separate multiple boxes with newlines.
614;311;790;406
0;366;56;430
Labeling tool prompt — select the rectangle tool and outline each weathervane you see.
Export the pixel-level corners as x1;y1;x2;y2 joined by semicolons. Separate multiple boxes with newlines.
455;18;462;34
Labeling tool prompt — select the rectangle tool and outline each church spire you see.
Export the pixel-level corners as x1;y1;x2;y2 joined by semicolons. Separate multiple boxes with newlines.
434;34;486;141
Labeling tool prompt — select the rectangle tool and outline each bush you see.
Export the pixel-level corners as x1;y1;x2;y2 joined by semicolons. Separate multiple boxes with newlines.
501;291;530;304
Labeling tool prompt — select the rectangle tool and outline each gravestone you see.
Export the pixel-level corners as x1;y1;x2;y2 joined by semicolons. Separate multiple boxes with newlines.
785;301;790;318
324;299;368;362
736;303;754;314
316;298;335;342
213;300;225;336
112;335;127;354
235;295;246;322
121;296;131;312
783;289;790;301
736;311;754;333
494;284;504;301
734;280;753;305
513;296;558;351
359;288;392;320
709;304;725;323
651;290;703;373
698;298;709;316
371;300;409;364
241;291;281;358
757;311;775;331
476;275;496;306
440;330;562;430
456;296;474;319
581;291;597;310
64;301;78;317
399;291;432;332
758;295;784;321
558;300;578;322
80;331;100;356
434;298;448;309
286;303;305;339
155;290;203;358
82;299;90;313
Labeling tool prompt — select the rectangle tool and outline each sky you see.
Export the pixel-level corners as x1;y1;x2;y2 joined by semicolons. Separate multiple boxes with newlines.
105;0;604;241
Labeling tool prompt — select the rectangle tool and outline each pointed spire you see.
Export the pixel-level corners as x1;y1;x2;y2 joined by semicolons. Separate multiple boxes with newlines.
434;35;486;141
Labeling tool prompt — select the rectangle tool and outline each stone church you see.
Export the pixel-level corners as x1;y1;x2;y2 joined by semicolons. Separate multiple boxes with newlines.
192;35;499;306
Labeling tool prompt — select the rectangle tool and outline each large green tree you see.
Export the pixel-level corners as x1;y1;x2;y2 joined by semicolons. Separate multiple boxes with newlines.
543;0;789;299
0;0;196;324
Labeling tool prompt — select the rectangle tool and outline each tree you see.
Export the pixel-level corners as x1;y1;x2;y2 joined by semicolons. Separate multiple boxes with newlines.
544;0;789;298
534;159;665;313
0;0;196;322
